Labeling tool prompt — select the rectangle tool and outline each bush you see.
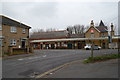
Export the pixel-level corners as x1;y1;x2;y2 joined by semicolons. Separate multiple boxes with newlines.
83;54;120;64
4;52;11;56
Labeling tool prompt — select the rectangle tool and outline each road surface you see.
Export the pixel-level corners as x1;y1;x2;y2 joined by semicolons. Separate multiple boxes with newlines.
2;49;118;78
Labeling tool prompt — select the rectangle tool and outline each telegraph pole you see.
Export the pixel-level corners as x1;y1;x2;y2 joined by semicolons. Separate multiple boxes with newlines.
91;41;94;58
90;20;94;58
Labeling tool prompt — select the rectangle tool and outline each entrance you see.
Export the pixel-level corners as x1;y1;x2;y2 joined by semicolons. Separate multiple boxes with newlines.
78;42;82;49
51;44;55;49
40;44;43;49
45;44;49;49
67;42;72;49
22;40;25;48
102;43;105;49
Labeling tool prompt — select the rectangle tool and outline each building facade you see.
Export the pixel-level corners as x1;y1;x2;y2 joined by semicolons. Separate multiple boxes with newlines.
0;15;31;56
30;20;119;50
30;30;85;49
85;20;119;49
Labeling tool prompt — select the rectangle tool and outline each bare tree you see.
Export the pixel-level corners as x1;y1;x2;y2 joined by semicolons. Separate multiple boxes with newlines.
66;26;73;34
67;24;87;34
84;25;89;32
31;28;45;34
46;28;57;32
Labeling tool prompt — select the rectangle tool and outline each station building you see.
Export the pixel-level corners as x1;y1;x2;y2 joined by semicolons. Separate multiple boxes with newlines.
30;20;120;49
30;30;85;49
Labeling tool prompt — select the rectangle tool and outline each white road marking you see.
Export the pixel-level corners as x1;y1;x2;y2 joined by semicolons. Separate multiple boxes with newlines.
43;55;46;57
18;59;24;61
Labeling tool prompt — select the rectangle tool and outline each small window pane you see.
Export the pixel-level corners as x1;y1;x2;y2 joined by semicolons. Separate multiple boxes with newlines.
0;24;2;30
10;39;16;46
22;28;26;33
11;26;17;33
91;33;94;38
0;40;2;46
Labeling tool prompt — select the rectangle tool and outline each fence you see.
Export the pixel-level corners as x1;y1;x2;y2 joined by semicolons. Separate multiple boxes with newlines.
8;46;33;55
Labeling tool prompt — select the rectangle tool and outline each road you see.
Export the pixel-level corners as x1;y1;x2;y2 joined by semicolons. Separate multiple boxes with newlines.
2;49;118;78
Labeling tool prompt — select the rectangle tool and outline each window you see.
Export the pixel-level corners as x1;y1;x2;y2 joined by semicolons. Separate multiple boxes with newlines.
102;33;105;37
0;40;2;47
90;33;94;38
11;26;17;33
22;28;26;33
57;43;60;46
10;39;16;46
0;24;2;30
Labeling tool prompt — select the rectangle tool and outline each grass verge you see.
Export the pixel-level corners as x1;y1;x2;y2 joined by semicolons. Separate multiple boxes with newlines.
83;54;120;63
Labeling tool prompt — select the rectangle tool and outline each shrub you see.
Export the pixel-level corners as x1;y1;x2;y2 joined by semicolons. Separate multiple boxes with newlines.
83;54;120;64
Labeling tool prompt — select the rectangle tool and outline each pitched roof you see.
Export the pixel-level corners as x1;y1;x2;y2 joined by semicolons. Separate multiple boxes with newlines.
30;30;85;40
30;30;68;39
99;20;105;26
69;33;85;38
96;20;108;32
96;26;108;32
0;15;31;29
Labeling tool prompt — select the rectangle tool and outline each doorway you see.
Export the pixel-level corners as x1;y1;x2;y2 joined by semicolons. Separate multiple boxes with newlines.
67;42;72;49
102;43;105;49
21;40;25;48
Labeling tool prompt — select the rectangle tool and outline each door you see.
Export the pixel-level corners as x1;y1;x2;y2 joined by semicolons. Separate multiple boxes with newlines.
22;40;25;48
102;43;105;49
45;44;49;49
67;42;72;49
51;44;55;49
78;42;82;49
40;44;43;49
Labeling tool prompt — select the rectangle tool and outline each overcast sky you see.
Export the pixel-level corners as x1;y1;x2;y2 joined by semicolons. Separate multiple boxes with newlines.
0;0;118;33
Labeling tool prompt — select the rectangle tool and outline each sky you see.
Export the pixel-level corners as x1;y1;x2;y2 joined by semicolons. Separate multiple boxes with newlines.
0;0;119;34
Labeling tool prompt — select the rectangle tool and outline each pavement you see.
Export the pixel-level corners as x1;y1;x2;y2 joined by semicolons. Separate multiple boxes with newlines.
43;59;119;78
2;53;35;61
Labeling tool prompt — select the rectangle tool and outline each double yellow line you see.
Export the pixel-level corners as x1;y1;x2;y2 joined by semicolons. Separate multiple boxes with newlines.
35;59;82;78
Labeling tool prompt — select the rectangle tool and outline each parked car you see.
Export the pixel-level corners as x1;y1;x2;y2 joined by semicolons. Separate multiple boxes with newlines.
84;45;101;50
84;45;91;50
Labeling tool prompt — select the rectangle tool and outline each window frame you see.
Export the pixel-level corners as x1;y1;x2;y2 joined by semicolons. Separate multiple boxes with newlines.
11;26;17;33
90;33;94;38
10;39;16;46
0;39;2;47
0;24;2;30
102;33;105;37
22;28;26;33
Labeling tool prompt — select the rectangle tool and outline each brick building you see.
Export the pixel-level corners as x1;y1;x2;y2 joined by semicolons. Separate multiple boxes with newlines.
30;20;119;50
0;15;31;56
85;20;119;49
30;30;85;49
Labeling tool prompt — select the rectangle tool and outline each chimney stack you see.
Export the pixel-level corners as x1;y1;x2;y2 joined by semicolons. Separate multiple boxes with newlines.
111;23;114;31
90;20;94;27
111;23;114;37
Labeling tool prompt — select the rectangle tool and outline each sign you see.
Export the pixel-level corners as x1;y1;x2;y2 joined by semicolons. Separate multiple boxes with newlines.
91;29;94;33
108;36;112;43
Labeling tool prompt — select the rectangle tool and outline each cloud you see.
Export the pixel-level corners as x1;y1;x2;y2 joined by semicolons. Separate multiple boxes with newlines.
1;1;118;33
28;2;58;18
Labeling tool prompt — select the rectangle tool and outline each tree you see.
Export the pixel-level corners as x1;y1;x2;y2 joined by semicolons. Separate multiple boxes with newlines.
31;28;45;34
67;24;88;34
46;28;57;32
66;26;73;34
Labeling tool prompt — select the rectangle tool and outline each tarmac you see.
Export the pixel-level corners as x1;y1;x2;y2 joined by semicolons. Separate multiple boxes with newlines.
43;59;119;78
